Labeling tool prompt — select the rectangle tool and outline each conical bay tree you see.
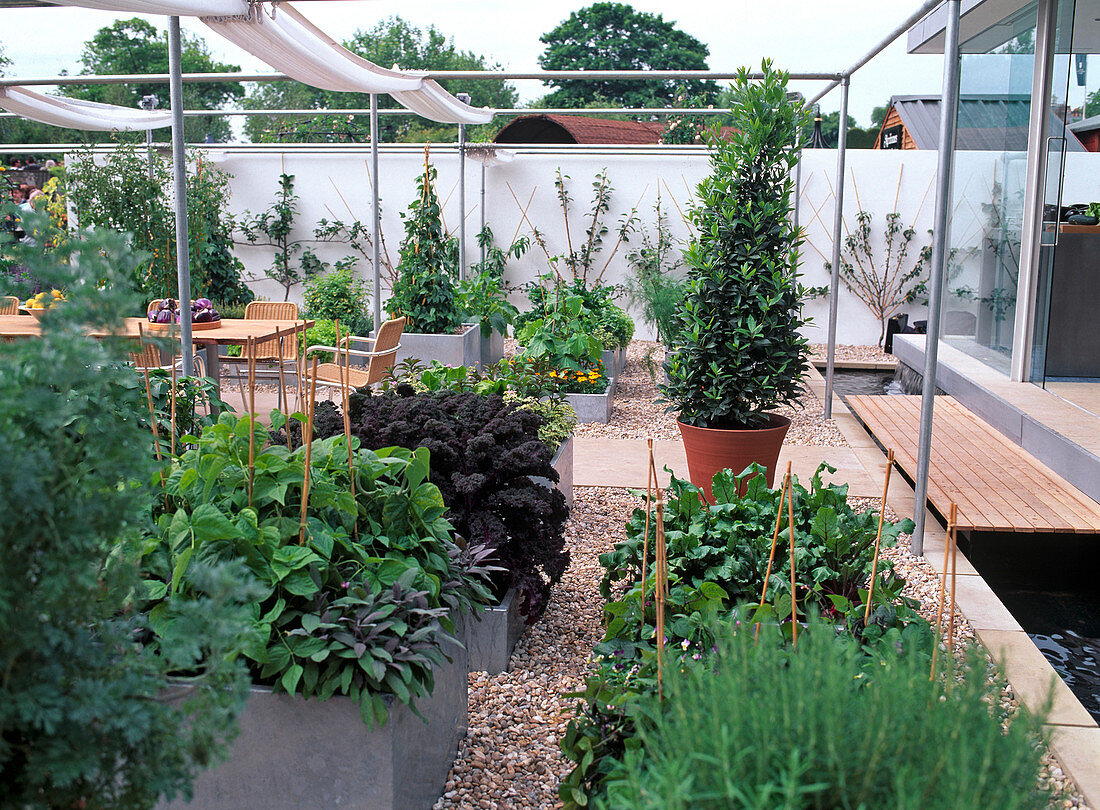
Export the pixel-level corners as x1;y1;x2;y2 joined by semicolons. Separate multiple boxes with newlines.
661;61;812;430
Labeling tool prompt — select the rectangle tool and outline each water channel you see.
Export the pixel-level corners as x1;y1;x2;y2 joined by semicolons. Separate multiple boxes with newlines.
838;366;1100;723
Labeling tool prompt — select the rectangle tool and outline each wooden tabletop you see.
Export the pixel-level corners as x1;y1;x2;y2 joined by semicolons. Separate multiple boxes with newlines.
0;316;313;343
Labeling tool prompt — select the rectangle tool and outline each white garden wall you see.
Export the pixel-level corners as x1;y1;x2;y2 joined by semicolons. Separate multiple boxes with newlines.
169;144;1001;345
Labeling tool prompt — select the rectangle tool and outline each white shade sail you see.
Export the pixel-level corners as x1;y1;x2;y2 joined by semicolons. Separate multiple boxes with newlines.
202;4;421;95
48;0;249;16
0;86;173;131
202;4;493;124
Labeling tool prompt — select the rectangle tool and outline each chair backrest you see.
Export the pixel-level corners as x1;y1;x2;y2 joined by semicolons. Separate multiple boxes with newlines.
129;342;162;370
1;296;19;316
365;316;406;385
244;300;299;361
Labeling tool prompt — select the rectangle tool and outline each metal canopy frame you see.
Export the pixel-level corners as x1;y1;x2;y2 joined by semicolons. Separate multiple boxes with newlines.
2;0;963;552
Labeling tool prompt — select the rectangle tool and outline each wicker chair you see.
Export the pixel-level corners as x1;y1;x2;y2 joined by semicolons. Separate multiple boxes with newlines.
1;296;19;316
305;316;405;400
129;342;206;378
224;301;301;410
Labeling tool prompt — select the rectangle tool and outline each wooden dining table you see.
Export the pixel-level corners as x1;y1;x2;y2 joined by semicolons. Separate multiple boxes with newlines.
0;315;313;396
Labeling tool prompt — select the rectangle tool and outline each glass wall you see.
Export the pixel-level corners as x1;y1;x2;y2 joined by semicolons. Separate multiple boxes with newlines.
946;3;1039;375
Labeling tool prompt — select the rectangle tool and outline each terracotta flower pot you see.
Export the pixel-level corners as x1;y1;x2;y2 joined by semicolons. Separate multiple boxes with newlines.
677;414;791;503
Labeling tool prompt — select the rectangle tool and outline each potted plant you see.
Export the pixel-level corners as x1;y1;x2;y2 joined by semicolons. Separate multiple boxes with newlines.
387;147;479;368
660;61;811;501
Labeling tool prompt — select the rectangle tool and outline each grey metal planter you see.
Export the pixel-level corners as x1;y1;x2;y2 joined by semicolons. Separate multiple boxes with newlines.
395;323;479;369
532;434;574;510
465;587;527;674
479;327;505;369
564;382;615;423
601;346;626;380
161;628;468;810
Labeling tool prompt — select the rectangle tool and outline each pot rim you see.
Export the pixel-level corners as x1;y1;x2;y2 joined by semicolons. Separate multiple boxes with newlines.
676;412;792;433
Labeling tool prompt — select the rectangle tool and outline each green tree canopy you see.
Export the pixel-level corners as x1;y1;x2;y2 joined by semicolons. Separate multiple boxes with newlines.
62;19;243;143
244;16;516;143
537;3;716;109
0;40;84;149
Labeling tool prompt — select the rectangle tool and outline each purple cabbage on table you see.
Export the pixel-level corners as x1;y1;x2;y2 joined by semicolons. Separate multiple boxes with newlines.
147;297;221;323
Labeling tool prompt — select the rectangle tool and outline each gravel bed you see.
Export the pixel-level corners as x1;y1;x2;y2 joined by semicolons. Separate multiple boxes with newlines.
433;487;634;810
811;342;896;365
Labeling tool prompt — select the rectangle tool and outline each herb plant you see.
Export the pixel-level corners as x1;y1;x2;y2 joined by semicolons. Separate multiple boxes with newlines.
625;195;687;344
314;389;571;621
386;153;461;334
302;263;374;337
0;220;254;808
600;626;1054;810
661;61;811;429
143;412;493;727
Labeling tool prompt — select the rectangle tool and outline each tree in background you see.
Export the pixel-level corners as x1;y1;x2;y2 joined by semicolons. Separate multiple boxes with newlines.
245;16;516;144
537;3;716;109
63;19;242;143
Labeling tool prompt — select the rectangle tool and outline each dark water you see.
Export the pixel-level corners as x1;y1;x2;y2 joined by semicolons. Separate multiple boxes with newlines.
963;532;1100;722
828;369;905;397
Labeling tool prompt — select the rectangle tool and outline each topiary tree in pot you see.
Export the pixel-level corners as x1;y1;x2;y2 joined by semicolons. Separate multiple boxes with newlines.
660;61;811;501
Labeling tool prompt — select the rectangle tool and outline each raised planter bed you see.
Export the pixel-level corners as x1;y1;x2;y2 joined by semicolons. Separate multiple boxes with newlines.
465;587;527;674
161;625;468;810
601;346;626;380
395;323;479;369
564;383;615;424
532;434;574;509
479;327;505;369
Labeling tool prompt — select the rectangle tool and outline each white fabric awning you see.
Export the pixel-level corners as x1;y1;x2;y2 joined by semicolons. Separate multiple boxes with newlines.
48;0;249;16
202;4;421;95
202;4;494;124
0;86;173;131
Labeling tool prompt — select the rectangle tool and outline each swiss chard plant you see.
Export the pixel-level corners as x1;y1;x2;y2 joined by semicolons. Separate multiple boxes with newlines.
141;412;493;727
310;389;571;622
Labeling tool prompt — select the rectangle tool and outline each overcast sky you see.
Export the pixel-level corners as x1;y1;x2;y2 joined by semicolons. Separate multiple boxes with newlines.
0;1;947;126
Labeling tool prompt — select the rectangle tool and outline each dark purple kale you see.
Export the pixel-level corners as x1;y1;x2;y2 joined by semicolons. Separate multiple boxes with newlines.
310;388;571;622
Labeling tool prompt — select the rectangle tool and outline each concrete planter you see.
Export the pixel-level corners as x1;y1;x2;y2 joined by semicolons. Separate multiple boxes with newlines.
479;327;505;369
564;382;615;424
532;434;574;510
395;323;479;369
601;346;626;380
465;587;527;674
162;626;468;810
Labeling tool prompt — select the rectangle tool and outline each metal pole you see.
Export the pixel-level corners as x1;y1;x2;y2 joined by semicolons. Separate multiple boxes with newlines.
458;122;467;281
912;0;962;555
823;76;850;420
370;93;381;332
480;161;486;267
167;16;193;377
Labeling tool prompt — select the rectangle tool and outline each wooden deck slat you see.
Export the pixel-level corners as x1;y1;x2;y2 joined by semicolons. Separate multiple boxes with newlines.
846;395;1100;534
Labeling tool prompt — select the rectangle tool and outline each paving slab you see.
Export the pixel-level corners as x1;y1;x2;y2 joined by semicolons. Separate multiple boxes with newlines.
1047;725;1100;807
573;438;881;496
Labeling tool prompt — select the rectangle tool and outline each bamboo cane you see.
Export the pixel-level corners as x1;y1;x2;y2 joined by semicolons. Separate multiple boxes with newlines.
337;321;357;519
655;487;666;701
864;449;895;624
247;336;256;507
755;463;791;642
641;438;654;604
169;349;177;457
137;323;162;463
788;472;798;646
930;502;956;680
948;503;959;654
298;356;319;545
276;327;288;416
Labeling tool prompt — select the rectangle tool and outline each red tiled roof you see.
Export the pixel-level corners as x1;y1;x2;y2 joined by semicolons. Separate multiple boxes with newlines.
493;113;735;145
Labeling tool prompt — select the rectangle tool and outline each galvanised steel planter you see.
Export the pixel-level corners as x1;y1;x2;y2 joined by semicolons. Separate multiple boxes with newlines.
531;434;573;510
395;323;479;369
465;587;527;674
601;346;626;380
160;625;468;810
478;327;505;369
564;382;615;423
